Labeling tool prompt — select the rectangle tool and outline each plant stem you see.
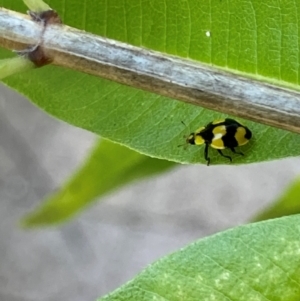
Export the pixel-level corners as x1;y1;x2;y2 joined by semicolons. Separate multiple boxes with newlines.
1;8;300;133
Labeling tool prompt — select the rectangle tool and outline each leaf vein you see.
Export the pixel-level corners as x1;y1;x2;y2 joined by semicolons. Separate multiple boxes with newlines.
168;267;234;301
236;236;300;288
197;249;272;301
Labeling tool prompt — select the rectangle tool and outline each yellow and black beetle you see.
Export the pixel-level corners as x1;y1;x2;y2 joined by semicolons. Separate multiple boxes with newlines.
184;118;252;166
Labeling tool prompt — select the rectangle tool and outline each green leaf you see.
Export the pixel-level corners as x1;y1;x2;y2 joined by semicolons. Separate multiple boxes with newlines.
98;215;300;301
23;0;51;12
22;139;175;227
1;0;300;165
0;56;34;79
253;177;300;222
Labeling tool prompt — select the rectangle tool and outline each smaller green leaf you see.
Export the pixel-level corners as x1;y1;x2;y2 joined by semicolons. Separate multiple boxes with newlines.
98;215;300;301
0;56;34;79
22;139;175;227
23;0;51;12
253;177;300;222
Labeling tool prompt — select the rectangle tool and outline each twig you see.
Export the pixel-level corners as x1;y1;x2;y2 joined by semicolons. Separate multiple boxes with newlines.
0;8;300;133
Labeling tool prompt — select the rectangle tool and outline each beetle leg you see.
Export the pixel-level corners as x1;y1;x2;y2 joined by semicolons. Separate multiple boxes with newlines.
217;150;232;163
230;147;244;156
204;143;210;166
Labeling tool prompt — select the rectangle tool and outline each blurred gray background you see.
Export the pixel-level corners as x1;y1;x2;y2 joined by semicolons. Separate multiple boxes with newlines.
0;83;300;301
